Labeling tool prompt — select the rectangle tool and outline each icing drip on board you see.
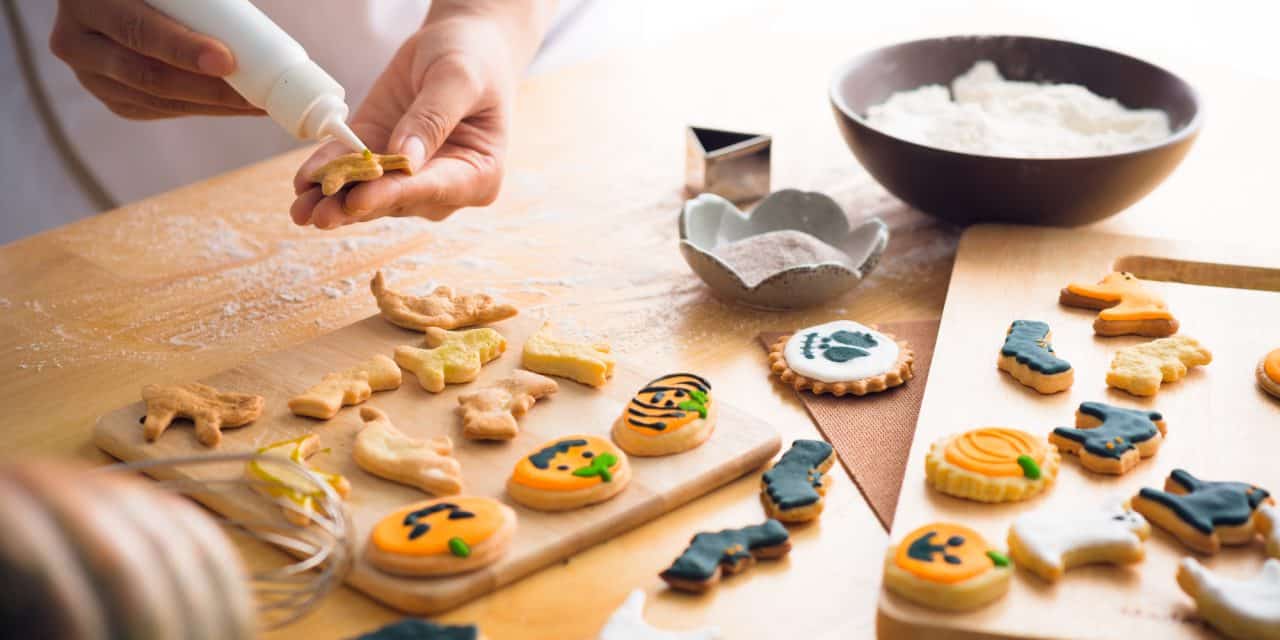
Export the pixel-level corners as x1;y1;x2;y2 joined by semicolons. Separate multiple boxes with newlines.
782;320;899;383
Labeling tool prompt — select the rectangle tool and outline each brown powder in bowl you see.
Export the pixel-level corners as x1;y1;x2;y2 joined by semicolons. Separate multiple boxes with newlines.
710;229;852;287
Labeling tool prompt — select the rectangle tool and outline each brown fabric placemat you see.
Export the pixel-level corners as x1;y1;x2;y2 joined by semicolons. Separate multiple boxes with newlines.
759;320;939;531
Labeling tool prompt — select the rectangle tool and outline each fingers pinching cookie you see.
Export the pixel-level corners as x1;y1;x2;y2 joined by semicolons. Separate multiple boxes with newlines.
394;327;506;393
1007;499;1150;582
506;435;630;511
997;320;1073;394
141;382;264;447
1260;505;1280;559
312;151;411;196
1259;347;1280;400
659;520;791;593
245;435;351;526
1049;402;1166;475
370;271;517;331
883;523;1012;611
1131;469;1273;554
925;427;1060;503
1177;558;1280;640
365;496;516;577
1059;271;1179;337
611;373;715;456
457;370;558;441
354;407;462;496
288;354;401;419
768;320;913;396
761;439;835;523
1106;334;1212;396
521;323;615;387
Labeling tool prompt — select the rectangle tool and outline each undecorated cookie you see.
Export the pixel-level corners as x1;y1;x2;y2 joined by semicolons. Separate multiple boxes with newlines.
1007;499;1149;582
1106;335;1211;397
371;270;517;332
395;327;506;393
521;323;615;387
141;382;264;447
456;370;558;441
883;522;1012;611
1059;271;1178;337
288;354;401;419
365;496;515;578
611;373;715;456
353;407;462;496
768;320;913;396
925;427;1060;503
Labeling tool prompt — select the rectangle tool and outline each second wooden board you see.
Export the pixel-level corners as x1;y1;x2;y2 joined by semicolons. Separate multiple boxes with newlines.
878;224;1280;639
94;314;781;614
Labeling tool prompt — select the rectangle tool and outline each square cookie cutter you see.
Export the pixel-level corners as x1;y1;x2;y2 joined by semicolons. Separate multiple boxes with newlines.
685;126;771;203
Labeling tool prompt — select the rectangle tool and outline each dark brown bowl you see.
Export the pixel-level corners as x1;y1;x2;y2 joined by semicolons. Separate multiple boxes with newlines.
829;35;1202;226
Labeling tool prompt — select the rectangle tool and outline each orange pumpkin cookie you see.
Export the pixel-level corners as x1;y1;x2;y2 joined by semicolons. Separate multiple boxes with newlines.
611;373;715;456
925;428;1060;503
365;496;516;577
1258;348;1280;400
883;523;1012;611
1059;272;1178;337
506;435;630;511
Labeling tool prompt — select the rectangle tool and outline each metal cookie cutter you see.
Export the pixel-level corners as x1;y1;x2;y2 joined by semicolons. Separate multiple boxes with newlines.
685;126;771;203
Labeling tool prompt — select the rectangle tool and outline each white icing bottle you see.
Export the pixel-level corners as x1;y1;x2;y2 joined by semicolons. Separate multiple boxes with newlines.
144;0;366;152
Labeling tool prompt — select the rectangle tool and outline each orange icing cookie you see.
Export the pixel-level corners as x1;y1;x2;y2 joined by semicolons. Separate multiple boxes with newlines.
510;435;623;491
944;428;1049;478
1065;272;1173;321
893;523;1003;584
370;496;506;557
620;373;710;437
1266;349;1280;384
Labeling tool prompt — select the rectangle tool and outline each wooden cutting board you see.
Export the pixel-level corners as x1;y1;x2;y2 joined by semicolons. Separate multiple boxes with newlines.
878;224;1280;639
93;314;781;614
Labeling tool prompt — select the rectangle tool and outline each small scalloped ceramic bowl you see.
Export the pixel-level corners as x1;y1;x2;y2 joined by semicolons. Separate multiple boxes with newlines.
678;189;889;309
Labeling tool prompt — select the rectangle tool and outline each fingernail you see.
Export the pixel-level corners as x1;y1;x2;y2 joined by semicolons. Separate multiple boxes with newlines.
400;136;427;169
198;49;234;76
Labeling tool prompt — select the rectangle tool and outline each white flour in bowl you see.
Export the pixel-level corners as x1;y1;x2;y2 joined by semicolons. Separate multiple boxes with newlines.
865;61;1172;157
711;229;852;286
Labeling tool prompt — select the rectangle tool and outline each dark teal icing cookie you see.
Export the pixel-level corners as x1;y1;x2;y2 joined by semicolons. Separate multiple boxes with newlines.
1139;469;1270;535
661;520;790;582
763;439;834;510
528;438;588;469
352;619;478;640
1001;320;1071;375
1053;402;1162;460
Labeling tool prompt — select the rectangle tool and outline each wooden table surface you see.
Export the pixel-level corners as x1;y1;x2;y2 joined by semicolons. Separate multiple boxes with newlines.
3;2;1277;639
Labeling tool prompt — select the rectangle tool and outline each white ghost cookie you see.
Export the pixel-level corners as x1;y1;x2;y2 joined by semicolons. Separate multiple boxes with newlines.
599;590;720;640
1177;558;1280;640
1007;500;1150;582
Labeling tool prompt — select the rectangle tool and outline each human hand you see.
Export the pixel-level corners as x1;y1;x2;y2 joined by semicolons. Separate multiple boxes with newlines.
290;2;551;229
50;0;262;119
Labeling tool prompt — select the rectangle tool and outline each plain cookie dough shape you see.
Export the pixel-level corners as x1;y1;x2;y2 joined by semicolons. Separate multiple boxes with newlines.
312;152;411;196
365;496;516;578
1106;335;1212;397
1059;271;1179;337
370;271;517;331
353;406;462;496
506;435;630;511
883;522;1012;612
457;370;558;441
600;589;721;640
395;327;506;393
611;373;715;457
1007;499;1150;582
141;382;264;447
1177;558;1280;640
288;354;401;419
768;321;913;396
521;323;615;387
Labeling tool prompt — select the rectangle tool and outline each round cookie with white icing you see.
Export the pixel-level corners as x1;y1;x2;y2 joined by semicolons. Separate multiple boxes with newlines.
768;320;913;396
883;522;1012;612
1007;499;1150;582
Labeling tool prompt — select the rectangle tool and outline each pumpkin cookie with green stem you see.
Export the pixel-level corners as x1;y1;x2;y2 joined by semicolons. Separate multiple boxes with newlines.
506;435;630;511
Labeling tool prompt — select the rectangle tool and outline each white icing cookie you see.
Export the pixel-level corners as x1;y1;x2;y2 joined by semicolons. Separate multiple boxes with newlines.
1007;500;1150;582
599;590;720;640
1177;558;1280;640
782;320;900;383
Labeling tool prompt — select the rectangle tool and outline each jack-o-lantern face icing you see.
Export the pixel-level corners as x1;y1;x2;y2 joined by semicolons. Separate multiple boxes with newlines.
622;373;711;436
1064;272;1173;321
944;427;1048;479
511;435;624;491
370;496;508;558
894;523;1007;584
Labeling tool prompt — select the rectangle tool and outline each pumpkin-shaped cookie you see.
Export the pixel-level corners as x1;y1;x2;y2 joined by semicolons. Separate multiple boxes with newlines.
883;522;1012;611
506;435;631;511
365;496;516;577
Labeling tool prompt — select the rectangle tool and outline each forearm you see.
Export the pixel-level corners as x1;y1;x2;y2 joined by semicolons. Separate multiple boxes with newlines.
424;0;557;70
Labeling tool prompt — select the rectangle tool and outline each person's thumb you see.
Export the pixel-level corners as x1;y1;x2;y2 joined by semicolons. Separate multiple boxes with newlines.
387;57;484;169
